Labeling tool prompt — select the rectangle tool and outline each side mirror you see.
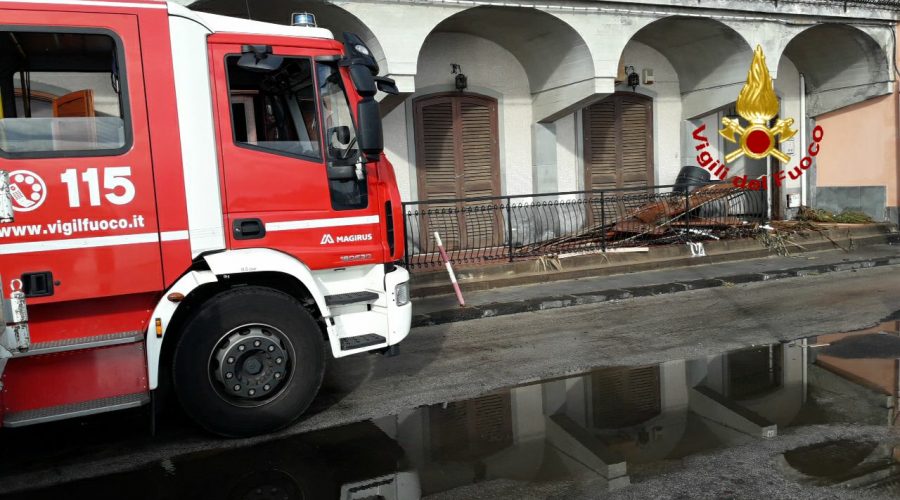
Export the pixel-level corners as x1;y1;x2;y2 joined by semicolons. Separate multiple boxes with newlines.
237;45;283;73
374;76;399;95
329;126;351;146
356;99;382;158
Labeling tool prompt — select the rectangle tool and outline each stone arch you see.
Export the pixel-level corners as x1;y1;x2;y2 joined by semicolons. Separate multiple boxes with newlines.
418;6;597;122
613;15;754;119
779;23;892;116
614;16;754;94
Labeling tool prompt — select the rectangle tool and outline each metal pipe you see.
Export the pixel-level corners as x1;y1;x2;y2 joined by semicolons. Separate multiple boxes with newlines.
434;232;464;307
895;56;900;228
19;71;30;118
0;170;13;223
800;73;807;207
685;189;692;235
506;198;513;262
600;192;606;253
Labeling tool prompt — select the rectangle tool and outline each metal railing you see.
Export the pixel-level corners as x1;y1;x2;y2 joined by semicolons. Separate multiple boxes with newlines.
402;183;767;270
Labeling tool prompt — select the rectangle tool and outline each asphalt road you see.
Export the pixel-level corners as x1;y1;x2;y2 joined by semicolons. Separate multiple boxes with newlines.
3;265;900;494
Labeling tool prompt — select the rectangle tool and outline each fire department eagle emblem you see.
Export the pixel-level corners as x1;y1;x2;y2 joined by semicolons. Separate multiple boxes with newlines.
719;45;796;163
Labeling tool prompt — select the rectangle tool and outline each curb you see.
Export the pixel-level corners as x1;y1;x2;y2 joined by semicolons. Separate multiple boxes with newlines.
411;255;900;328
410;228;895;298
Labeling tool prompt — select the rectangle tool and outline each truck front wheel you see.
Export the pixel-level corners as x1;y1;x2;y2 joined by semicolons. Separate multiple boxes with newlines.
172;286;325;437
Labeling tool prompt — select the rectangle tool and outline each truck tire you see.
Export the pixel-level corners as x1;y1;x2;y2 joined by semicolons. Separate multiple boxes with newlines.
172;286;325;437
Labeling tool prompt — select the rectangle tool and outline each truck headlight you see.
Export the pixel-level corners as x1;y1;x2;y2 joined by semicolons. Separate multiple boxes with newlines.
394;281;410;306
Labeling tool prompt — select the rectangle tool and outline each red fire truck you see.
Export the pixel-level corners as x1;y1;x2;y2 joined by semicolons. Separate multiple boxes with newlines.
0;0;410;437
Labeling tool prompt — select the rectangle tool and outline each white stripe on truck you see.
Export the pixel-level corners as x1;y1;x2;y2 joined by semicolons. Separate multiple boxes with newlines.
266;215;379;232
0;230;188;255
0;215;378;254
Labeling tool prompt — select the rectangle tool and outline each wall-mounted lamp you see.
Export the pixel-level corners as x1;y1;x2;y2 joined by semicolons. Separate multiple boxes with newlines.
724;104;739;120
625;65;639;92
451;63;467;92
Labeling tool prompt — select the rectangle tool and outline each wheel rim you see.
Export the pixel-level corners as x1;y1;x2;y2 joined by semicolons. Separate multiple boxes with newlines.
208;323;294;407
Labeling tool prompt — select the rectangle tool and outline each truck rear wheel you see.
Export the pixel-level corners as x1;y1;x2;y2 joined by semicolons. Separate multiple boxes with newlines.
172;286;325;437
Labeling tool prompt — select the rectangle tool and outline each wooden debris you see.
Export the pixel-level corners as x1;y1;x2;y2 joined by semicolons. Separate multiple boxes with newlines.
523;183;754;255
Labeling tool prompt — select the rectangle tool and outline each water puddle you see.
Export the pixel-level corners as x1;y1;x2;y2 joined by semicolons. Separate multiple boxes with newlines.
778;439;898;491
3;318;900;499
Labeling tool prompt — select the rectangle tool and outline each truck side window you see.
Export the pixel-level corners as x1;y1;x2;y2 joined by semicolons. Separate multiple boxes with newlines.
226;56;320;160
0;31;129;157
317;65;358;161
317;63;367;211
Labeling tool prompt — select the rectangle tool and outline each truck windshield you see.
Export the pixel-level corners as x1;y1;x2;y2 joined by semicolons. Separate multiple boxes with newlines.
316;64;358;160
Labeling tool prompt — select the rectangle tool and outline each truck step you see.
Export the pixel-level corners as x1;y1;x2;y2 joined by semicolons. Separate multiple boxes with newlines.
325;291;379;307
3;392;150;427
340;334;386;351
21;330;144;358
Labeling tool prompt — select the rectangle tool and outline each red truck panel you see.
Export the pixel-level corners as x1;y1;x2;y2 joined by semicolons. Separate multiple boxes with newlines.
3;343;147;413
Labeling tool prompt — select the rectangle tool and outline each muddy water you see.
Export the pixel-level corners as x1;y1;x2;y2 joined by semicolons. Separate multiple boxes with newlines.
3;319;900;499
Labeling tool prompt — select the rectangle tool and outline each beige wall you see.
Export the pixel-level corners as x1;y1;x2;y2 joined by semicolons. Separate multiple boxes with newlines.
816;21;898;210
816;93;898;205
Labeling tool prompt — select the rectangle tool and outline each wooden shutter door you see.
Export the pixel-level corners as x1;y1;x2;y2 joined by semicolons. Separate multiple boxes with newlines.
459;97;500;248
619;94;653;188
429;392;513;461
415;94;500;251
584;98;617;191
584;93;653;225
584;93;653;190
415;97;461;247
591;366;662;429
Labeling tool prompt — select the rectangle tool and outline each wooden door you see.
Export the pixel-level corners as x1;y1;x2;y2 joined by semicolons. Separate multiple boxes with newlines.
584;93;653;225
414;93;500;250
53;89;95;117
429;392;513;461
584;92;653;190
591;366;661;429
52;89;97;149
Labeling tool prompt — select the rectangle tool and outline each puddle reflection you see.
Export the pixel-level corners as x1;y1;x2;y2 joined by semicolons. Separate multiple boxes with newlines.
4;319;900;499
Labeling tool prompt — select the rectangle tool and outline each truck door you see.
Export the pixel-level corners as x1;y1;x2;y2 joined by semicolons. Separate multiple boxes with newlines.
209;41;383;269
0;12;162;307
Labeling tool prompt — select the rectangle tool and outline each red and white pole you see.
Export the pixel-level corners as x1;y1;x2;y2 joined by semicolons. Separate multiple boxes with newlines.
434;231;465;307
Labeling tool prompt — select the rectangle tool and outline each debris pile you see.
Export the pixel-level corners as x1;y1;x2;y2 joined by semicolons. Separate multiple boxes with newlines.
530;183;761;253
796;206;874;224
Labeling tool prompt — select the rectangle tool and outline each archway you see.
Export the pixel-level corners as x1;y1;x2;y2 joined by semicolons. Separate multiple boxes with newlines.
620;16;754;117
781;24;891;116
420;6;596;123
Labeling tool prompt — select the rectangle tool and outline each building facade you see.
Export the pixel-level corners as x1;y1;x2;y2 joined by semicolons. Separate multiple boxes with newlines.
186;0;900;223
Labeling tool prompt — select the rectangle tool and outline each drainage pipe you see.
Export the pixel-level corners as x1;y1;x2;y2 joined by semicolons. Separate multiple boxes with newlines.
800;73;808;207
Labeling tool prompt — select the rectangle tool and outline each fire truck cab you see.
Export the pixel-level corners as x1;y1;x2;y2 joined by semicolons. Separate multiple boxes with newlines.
0;0;410;436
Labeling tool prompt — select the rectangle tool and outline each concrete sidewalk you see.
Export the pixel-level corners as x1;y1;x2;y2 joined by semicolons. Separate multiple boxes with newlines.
410;223;896;297
412;243;900;327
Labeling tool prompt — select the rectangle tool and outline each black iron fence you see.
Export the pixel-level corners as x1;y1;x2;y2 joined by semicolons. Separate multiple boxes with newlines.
402;183;767;271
